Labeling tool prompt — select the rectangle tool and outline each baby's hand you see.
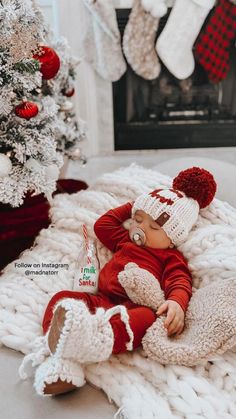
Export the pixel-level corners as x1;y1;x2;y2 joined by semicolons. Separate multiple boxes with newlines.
156;300;185;337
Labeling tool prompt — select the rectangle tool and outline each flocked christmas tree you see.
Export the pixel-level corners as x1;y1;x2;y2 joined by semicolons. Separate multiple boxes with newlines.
0;0;86;207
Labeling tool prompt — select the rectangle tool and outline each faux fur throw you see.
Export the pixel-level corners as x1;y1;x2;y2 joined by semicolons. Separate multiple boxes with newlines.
118;262;236;366
1;164;236;419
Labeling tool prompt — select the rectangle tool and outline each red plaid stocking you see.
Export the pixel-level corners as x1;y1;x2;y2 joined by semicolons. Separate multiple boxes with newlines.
195;0;236;83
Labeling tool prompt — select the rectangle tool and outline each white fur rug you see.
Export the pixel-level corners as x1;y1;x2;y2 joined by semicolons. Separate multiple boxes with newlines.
1;164;236;419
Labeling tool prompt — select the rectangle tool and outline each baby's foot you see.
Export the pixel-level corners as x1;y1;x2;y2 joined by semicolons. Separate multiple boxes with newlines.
44;378;77;396
33;356;85;396
48;305;67;354
46;306;77;395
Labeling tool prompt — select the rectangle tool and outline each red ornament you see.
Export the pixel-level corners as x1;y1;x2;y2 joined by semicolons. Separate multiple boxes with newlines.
62;87;75;97
15;101;39;119
173;167;217;209
33;46;60;80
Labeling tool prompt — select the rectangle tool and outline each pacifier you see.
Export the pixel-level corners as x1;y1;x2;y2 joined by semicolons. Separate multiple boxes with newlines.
129;226;146;246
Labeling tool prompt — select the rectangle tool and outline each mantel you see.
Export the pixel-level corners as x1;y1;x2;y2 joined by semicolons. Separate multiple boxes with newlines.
114;0;133;7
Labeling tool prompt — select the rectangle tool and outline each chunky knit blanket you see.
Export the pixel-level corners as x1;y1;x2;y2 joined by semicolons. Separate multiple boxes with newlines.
1;164;236;418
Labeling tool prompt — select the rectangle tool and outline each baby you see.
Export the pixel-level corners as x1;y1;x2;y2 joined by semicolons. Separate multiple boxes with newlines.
33;167;216;395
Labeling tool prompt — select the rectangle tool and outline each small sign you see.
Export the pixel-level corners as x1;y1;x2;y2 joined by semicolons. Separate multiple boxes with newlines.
73;264;99;294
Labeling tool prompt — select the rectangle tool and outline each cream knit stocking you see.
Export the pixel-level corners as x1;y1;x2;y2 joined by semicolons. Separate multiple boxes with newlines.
81;0;127;81
123;0;167;80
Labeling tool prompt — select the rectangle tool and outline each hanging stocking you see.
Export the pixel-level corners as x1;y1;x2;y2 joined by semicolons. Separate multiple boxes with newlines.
123;0;168;80
195;0;236;83
156;0;215;80
81;0;127;81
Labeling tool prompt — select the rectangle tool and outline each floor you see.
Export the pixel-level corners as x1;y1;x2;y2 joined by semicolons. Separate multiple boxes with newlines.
66;147;236;183
0;346;117;418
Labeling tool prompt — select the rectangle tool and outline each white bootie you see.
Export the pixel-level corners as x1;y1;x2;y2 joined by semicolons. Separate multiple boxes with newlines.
19;299;133;396
34;356;85;396
48;299;134;364
18;333;85;396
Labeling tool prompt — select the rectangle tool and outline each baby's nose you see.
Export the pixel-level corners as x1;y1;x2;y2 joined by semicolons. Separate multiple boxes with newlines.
137;220;147;231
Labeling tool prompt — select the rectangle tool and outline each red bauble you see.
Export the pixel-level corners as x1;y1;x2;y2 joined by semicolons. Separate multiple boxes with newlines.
33;46;60;80
173;167;217;208
62;87;75;97
15;101;39;119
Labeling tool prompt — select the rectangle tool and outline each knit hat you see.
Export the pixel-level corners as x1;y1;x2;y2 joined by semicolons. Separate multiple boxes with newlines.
132;167;217;246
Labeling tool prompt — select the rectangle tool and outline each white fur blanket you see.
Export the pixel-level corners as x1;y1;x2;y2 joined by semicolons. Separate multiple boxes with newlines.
1;164;236;419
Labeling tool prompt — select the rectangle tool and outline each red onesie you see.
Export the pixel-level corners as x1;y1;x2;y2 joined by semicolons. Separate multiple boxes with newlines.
42;202;192;354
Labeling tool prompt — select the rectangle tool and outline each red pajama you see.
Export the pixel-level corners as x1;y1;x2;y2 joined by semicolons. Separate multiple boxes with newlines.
42;290;156;354
42;202;192;354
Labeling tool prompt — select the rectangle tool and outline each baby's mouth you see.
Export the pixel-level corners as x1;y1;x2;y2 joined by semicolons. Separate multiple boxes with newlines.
129;226;146;246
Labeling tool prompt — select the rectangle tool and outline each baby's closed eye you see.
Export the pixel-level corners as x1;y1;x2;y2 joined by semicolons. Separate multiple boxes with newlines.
150;223;160;230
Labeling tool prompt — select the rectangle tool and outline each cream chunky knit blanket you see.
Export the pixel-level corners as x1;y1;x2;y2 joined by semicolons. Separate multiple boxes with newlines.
1;164;236;419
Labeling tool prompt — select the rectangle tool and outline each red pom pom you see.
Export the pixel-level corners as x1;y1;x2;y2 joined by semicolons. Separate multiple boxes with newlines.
172;167;217;209
15;101;39;119
33;46;60;80
62;87;75;97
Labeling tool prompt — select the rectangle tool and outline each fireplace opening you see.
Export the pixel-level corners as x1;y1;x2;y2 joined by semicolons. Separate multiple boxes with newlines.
113;9;236;150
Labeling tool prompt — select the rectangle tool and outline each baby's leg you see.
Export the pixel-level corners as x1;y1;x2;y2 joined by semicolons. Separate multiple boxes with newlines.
110;305;156;354
42;291;114;395
40;295;155;394
45;294;156;356
42;290;114;334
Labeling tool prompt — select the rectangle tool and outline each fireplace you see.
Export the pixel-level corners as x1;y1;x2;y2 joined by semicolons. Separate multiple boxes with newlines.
113;9;236;150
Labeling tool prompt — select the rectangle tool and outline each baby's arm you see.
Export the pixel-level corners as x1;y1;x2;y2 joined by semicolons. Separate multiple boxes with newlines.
94;202;132;252
159;251;192;336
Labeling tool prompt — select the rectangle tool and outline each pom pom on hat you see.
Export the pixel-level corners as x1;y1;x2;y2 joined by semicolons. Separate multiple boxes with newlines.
173;167;217;209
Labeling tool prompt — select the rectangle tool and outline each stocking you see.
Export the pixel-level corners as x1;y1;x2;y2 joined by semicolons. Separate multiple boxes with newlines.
156;0;215;80
123;0;167;80
81;0;126;81
195;0;236;83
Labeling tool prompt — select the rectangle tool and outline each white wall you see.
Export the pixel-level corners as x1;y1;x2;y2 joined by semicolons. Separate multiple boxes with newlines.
57;0;104;157
56;0;120;157
37;0;59;37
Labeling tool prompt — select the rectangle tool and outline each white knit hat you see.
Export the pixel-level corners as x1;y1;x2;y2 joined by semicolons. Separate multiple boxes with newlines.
132;167;217;246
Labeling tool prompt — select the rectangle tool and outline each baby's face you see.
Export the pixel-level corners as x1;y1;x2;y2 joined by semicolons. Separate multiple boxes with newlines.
132;210;172;249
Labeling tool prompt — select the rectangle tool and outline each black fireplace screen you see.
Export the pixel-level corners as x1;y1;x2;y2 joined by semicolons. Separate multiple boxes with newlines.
113;9;236;150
